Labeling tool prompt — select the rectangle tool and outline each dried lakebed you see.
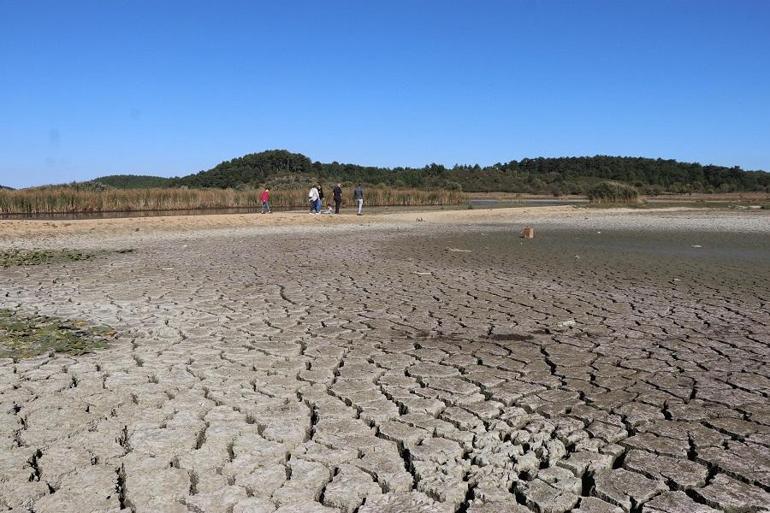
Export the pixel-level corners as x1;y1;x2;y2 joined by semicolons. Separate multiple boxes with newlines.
0;211;769;513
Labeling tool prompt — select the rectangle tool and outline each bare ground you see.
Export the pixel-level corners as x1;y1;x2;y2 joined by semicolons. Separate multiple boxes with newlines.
1;207;769;512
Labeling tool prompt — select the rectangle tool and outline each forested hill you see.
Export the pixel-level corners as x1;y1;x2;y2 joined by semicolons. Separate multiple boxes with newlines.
169;150;769;194
0;185;14;190
91;175;171;189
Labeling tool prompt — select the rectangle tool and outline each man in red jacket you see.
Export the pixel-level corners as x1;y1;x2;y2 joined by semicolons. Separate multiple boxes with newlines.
260;187;271;214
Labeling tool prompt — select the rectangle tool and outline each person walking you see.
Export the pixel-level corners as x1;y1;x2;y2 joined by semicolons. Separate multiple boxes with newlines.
260;187;271;214
317;184;325;214
353;184;364;215
332;183;342;214
308;185;319;214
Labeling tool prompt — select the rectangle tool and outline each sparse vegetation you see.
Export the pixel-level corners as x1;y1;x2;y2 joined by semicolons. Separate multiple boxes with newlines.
0;309;114;360
587;181;641;204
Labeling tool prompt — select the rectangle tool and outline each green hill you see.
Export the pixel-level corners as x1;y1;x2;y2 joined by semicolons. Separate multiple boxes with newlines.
172;150;314;189
169;150;769;194
91;174;170;189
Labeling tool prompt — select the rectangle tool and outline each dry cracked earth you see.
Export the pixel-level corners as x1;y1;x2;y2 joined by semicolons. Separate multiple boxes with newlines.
1;216;770;513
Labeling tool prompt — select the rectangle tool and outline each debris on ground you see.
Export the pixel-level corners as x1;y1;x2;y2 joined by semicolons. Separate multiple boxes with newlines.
521;227;535;239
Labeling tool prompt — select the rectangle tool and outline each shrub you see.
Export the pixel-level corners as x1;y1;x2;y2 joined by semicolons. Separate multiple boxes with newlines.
587;181;640;204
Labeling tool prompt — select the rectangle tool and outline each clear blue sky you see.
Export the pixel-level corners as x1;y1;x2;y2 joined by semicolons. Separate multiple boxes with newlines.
1;1;769;188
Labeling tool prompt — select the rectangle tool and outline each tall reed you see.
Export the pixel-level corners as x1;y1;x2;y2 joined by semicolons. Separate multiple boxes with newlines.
0;187;466;214
586;181;640;204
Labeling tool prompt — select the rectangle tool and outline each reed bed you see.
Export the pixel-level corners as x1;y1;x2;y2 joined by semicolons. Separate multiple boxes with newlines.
0;187;466;214
586;181;640;204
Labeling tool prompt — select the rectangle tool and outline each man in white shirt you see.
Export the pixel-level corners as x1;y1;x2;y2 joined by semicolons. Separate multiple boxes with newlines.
308;186;319;214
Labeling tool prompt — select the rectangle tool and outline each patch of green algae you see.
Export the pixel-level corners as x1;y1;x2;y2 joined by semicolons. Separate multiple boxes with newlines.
0;309;114;360
1;248;134;268
0;249;96;267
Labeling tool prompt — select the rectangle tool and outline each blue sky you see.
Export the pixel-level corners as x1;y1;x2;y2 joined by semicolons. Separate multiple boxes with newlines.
1;1;769;188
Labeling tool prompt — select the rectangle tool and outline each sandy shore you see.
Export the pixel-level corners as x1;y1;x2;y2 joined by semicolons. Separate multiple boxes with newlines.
0;205;573;239
3;206;769;248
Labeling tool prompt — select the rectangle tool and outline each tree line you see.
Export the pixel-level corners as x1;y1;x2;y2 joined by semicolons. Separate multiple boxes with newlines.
89;150;769;194
91;175;172;189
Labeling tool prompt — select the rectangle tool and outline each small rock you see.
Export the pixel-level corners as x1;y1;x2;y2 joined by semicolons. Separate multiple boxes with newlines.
513;451;540;478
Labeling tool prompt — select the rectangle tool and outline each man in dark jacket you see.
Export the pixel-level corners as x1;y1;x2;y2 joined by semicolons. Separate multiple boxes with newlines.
332;183;342;214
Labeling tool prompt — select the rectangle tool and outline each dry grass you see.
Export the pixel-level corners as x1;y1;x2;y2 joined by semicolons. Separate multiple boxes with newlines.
0;187;466;214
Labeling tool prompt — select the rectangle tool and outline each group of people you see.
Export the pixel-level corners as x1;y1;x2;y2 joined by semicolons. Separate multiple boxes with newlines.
308;183;364;215
259;183;365;215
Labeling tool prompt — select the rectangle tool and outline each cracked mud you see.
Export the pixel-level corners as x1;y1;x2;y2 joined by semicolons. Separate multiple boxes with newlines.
1;211;769;513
